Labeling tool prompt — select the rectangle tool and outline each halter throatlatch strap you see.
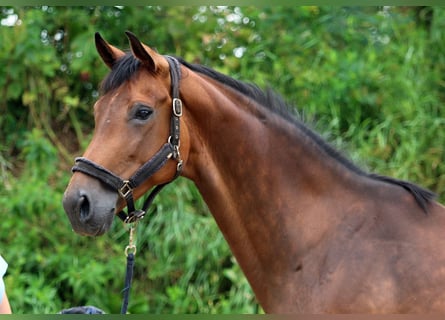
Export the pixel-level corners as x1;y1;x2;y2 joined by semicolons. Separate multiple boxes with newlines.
72;56;183;223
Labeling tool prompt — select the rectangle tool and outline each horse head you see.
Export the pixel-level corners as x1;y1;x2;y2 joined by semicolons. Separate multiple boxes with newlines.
63;32;188;236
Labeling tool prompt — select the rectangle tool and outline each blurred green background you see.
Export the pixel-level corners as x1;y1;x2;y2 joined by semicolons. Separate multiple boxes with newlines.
0;6;444;314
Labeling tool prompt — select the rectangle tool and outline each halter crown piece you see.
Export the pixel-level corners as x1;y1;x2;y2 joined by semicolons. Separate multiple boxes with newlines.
71;56;183;223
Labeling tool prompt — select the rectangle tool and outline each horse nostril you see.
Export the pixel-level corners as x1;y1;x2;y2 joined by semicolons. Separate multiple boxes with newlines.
78;195;91;222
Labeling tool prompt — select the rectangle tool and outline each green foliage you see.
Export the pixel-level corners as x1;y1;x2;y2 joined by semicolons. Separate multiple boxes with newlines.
1;6;444;314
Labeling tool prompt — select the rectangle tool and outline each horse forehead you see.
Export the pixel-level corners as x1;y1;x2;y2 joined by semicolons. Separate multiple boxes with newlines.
95;82;143;109
108;72;169;100
93;72;171;120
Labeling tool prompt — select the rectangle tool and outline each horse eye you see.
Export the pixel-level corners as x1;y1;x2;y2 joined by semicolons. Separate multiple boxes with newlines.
134;107;153;121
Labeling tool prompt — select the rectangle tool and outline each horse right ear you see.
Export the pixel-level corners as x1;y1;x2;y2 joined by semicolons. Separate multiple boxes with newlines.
95;32;125;69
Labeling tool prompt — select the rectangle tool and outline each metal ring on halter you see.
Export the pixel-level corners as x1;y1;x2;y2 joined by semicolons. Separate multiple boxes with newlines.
168;136;181;148
125;244;137;256
177;160;183;173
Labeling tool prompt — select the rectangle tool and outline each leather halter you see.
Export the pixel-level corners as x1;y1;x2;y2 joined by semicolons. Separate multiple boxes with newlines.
72;56;183;224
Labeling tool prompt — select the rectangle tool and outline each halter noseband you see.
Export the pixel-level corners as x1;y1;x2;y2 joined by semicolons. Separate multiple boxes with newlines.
71;56;183;224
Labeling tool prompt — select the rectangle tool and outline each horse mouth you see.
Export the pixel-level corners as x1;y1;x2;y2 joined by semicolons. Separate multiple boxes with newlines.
67;215;109;236
86;221;113;237
69;210;115;237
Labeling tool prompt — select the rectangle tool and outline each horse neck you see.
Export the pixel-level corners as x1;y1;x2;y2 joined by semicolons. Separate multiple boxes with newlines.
179;70;366;307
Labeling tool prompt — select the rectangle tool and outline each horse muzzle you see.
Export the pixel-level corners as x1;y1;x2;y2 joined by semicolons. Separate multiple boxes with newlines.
63;175;118;236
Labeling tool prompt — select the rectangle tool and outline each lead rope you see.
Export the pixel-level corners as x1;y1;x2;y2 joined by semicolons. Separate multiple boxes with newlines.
121;223;137;314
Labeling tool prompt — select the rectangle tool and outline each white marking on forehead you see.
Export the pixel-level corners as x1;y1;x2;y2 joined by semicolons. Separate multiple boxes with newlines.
94;90;121;111
111;91;121;101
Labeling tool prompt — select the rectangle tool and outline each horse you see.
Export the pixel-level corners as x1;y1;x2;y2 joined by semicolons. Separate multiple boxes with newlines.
63;32;445;313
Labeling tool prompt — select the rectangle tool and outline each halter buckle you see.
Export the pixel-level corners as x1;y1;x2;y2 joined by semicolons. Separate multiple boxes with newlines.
118;180;133;199
173;98;182;117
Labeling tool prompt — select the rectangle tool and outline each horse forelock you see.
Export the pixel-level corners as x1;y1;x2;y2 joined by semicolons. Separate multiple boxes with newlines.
100;53;141;94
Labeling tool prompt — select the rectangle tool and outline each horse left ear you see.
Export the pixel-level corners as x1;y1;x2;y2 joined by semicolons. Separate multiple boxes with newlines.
95;32;125;69
125;31;166;74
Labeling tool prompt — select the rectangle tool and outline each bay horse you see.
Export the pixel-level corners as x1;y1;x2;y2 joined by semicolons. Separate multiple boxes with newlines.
63;32;445;313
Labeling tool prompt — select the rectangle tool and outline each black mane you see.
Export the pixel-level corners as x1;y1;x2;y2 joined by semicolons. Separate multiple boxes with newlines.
100;53;436;212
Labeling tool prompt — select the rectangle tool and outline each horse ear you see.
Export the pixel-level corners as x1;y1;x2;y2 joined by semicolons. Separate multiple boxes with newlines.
95;32;125;69
125;31;164;74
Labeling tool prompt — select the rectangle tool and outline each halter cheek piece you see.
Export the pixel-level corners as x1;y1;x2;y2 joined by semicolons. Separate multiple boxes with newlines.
71;56;183;224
